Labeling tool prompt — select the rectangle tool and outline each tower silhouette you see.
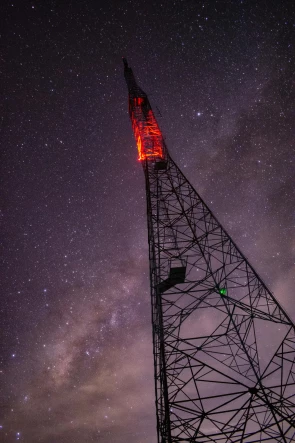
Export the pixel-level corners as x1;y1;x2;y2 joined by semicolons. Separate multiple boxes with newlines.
123;58;295;443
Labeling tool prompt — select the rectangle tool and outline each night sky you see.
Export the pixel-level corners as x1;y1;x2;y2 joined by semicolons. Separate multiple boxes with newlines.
1;1;294;442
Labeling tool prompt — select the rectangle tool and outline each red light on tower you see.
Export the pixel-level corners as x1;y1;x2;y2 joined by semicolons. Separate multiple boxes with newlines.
124;58;165;161
131;100;164;161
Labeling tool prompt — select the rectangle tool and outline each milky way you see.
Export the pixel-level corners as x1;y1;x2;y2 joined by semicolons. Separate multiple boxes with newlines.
1;1;294;442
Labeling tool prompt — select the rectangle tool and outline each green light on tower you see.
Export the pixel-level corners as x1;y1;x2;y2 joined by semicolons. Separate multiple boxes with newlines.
219;288;227;296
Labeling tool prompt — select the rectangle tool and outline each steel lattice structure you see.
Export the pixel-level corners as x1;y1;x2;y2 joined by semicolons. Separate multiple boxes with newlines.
123;58;295;442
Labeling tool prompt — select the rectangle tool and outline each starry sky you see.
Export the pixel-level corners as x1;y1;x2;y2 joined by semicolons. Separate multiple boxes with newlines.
1;1;294;442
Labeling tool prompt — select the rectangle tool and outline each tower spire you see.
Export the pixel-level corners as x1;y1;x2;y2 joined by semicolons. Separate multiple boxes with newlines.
123;57;146;98
123;60;295;443
123;58;165;162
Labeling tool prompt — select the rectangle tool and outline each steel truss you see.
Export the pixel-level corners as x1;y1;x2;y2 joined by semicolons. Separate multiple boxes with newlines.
123;59;295;443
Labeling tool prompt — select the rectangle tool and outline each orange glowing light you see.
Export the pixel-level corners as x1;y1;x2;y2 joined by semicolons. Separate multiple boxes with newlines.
134;97;144;106
131;102;164;161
